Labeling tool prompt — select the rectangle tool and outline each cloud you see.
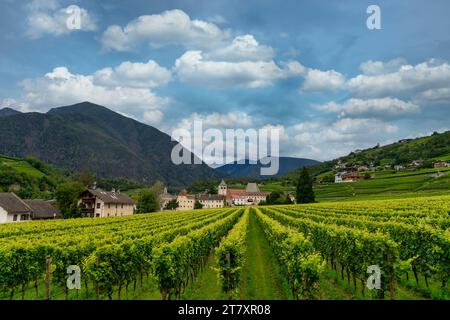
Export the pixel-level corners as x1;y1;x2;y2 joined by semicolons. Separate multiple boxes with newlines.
347;59;450;99
26;0;97;39
101;9;229;51
316;98;420;118
93;59;171;88
301;68;346;92
205;35;275;62
5;66;170;125
359;58;408;75
291;118;398;160
176;111;254;130
174;50;288;88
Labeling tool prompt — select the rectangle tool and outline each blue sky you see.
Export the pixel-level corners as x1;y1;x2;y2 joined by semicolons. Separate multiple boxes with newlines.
1;0;450;161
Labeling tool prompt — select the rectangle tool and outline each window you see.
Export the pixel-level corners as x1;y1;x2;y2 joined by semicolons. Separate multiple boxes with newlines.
97;203;101;209
13;215;18;221
108;204;110;209
20;215;28;221
121;204;124;209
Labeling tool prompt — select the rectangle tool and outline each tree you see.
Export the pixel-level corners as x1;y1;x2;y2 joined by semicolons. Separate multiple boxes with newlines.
266;191;282;205
151;180;165;209
194;200;203;209
136;189;159;213
76;170;95;188
296;167;315;204
55;182;84;218
165;199;179;210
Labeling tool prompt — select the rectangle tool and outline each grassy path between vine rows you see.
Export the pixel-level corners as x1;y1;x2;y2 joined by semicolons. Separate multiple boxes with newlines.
182;210;290;300
239;211;291;300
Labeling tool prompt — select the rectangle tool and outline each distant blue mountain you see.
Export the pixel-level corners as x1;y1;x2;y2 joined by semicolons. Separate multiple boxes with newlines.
0;107;21;117
215;156;320;178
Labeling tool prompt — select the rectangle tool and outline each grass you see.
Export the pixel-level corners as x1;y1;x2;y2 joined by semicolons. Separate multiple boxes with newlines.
0;155;45;178
181;254;227;300
239;211;291;300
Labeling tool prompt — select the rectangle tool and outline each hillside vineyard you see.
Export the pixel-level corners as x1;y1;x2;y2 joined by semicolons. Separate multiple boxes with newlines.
0;196;449;300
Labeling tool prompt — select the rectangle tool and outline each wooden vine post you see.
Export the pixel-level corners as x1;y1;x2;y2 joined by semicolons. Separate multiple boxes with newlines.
45;256;52;300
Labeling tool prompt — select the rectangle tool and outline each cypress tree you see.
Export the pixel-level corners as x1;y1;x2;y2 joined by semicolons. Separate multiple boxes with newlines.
296;167;315;204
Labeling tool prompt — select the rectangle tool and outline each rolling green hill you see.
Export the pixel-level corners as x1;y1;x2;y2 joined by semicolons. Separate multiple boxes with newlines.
262;131;450;201
260;167;450;202
0;155;63;198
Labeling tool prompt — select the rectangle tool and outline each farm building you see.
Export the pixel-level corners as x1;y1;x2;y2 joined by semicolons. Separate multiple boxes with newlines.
0;192;32;223
77;189;136;218
24;199;62;220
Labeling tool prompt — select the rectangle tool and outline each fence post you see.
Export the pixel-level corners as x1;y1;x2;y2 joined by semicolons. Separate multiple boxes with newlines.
45;256;52;300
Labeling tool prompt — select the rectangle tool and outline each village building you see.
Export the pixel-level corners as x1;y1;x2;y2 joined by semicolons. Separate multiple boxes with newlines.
77;189;136;218
160;187;177;210
176;189;196;210
219;180;270;206
175;189;225;210
0;192;32;223
335;172;364;183
410;160;423;167
434;160;450;169
196;194;226;208
24;199;62;220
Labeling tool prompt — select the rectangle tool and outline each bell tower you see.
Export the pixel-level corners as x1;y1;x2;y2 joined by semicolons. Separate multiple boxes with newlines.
218;179;227;196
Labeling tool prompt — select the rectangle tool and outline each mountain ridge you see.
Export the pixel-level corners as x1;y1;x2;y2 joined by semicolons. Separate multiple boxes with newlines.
0;102;223;187
216;156;320;178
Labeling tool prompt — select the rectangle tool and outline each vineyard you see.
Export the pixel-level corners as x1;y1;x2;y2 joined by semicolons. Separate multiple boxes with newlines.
0;195;449;300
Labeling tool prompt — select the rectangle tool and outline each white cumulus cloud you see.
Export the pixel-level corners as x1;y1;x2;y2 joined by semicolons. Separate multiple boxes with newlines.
301;69;346;92
93;60;171;88
347;59;450;99
316;98;420;118
101;9;229;51
174;50;287;88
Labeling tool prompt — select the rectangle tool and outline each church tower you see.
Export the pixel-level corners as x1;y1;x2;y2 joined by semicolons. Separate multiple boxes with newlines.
218;179;227;196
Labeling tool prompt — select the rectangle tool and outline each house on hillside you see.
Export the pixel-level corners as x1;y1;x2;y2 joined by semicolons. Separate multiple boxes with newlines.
24;199;62;220
434;160;450;169
77;189;136;218
335;172;364;183
0;193;32;223
410;160;423;167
